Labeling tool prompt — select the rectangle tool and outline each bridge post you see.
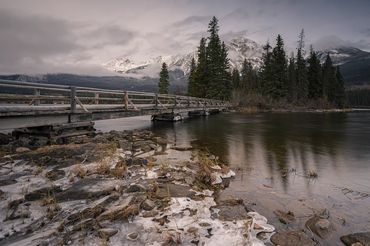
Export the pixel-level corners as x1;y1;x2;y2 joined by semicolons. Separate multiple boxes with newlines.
155;93;158;108
34;89;40;106
188;96;190;108
94;93;99;104
124;91;128;110
70;86;77;113
174;96;177;108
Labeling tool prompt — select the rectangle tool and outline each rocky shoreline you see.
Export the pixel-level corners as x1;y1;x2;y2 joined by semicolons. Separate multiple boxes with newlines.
0;130;276;246
0;130;369;246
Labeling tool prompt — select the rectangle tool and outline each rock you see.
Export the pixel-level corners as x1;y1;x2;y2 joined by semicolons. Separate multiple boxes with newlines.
127;232;139;241
210;173;223;185
97;195;135;221
215;204;250;221
274;210;295;224
98;228;118;239
305;215;334;239
171;145;193;151
127;184;147;193
270;230;315;246
340;232;370;246
25;186;62;201
125;157;148;166
156;183;196;198
6;204;31;220
15;147;31;153
142;210;159;218
141;199;155;211
55;178;123;202
45;169;65;181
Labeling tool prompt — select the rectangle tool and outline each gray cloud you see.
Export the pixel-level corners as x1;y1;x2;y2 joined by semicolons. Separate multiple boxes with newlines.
0;0;369;74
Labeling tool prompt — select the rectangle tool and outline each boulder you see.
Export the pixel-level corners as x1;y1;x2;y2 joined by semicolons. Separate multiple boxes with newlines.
305;215;334;238
15;147;31;153
141;199;155;211
271;230;315;246
98;228;118;239
340;232;370;246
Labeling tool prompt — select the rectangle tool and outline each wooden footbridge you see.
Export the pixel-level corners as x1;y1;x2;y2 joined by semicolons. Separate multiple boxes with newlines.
0;79;230;133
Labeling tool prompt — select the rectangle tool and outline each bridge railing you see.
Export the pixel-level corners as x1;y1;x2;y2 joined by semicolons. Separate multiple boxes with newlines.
0;79;230;114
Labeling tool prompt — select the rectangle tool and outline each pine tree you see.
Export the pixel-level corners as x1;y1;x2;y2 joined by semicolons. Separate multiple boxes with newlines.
322;53;336;102
187;57;197;96
260;41;273;96
231;68;240;89
295;29;309;101
334;67;346;108
270;34;288;99
194;38;208;98
220;41;232;100
287;52;296;101
307;46;323;99
240;59;257;93
158;62;169;94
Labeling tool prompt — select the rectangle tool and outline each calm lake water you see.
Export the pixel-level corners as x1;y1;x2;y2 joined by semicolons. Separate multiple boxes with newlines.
95;112;370;245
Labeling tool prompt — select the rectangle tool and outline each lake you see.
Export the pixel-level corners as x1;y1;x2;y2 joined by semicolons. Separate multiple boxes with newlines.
95;112;370;245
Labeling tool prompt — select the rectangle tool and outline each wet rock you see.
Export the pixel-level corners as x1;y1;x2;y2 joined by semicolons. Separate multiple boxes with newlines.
156;183;195;198
6;204;31;220
142;210;159;218
171;145;193;151
340;232;370;246
125;157;148;166
141;199;155;211
67;194;119;223
127;184;147;193
25;186;62;201
305;215;334;239
215;204;249;221
98;228;118;239
55;178;123;202
45;169;65;181
274;210;296;224
270;230;315;246
15;147;31;153
97;195;135;221
127;232;139;241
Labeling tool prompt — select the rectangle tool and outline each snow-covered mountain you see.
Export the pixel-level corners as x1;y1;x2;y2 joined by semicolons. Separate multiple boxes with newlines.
104;37;264;79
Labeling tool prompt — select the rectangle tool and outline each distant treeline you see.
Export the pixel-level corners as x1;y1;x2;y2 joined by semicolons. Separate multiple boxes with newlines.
346;87;370;107
187;17;346;109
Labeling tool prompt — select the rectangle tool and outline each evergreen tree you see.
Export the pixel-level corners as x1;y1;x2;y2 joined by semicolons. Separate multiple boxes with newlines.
158;62;169;94
194;38;208;98
307;46;323;99
187;57;197;96
231;68;240;89
287;52;297;101
334;67;346;108
260;41;273;96
220;41;232;99
295;29;309;101
240;59;257;93
270;34;288;99
322;53;336;102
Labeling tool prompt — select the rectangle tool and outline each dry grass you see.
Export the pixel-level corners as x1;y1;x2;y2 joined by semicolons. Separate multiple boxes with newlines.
72;164;87;178
96;160;111;175
307;170;318;178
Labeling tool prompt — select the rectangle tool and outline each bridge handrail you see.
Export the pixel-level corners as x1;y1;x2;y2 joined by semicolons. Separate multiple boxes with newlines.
0;79;229;113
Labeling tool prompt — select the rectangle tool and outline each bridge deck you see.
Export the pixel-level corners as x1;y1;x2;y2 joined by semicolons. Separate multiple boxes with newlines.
0;79;230;130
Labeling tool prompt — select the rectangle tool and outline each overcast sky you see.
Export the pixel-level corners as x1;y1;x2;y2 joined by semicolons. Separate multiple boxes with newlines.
1;0;369;75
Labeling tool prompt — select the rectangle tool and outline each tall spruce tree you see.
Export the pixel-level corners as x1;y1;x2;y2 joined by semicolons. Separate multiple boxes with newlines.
187;57;197;96
270;34;288;99
295;29;309;101
307;46;323;99
220;41;232;99
334;67;346;108
287;52;297;101
322;53;336;102
260;41;273;96
194;38;208;98
158;62;169;94
232;68;240;89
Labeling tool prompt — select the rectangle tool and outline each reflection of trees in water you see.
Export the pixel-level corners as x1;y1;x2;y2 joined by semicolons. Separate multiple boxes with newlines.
260;113;346;191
